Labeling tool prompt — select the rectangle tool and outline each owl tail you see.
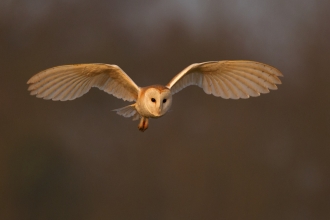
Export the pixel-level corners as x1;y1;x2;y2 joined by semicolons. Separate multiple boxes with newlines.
113;104;140;121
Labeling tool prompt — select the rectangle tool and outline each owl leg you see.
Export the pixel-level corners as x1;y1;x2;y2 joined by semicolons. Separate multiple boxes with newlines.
138;117;149;132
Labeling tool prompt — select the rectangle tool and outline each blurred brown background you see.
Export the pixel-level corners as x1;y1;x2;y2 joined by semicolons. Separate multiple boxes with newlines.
1;0;329;219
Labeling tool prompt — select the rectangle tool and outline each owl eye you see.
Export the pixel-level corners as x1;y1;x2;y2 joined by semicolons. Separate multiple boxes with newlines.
163;99;167;103
151;98;156;103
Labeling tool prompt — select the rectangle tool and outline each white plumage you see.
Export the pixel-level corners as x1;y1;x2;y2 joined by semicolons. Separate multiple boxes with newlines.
27;60;283;131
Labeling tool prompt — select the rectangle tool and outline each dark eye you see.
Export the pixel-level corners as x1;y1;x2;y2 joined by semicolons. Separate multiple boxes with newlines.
163;99;167;103
151;98;156;103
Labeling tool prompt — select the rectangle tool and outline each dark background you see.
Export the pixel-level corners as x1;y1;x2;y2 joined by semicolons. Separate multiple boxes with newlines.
1;0;329;219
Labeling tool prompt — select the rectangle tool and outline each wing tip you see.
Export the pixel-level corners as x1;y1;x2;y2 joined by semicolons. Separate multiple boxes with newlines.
27;76;38;84
271;68;284;77
276;71;284;77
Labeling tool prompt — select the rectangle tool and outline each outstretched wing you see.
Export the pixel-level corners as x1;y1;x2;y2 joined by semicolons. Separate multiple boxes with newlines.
166;60;283;99
27;63;140;101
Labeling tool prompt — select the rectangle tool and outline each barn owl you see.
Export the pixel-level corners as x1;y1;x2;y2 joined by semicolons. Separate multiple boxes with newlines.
27;60;282;131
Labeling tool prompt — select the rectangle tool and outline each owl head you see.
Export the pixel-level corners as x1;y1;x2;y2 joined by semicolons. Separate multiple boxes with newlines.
142;85;172;117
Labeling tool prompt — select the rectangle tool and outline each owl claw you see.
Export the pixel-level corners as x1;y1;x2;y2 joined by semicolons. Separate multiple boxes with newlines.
138;117;149;132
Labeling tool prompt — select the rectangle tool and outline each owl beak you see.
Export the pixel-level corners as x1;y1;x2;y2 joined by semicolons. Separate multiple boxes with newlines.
157;104;162;115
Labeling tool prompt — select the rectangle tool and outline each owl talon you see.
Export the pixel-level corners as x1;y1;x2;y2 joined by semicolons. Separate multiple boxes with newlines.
138;117;149;132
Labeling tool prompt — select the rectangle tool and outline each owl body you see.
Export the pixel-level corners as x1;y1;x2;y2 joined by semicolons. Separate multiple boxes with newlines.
27;60;283;132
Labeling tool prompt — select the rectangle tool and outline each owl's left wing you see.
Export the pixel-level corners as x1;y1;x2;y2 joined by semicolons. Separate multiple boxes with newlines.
166;60;283;99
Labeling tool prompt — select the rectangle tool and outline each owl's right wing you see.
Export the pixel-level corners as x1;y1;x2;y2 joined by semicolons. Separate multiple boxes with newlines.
27;63;140;101
166;60;283;99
